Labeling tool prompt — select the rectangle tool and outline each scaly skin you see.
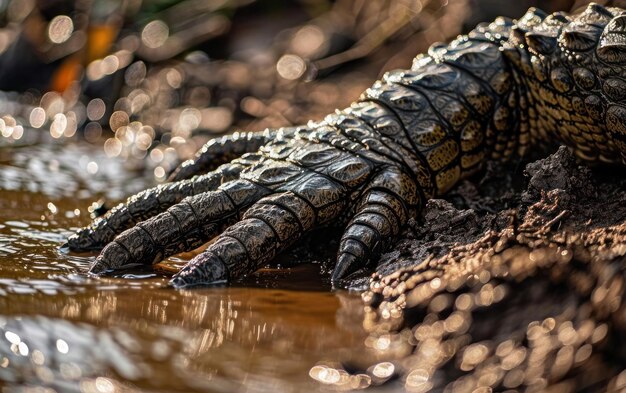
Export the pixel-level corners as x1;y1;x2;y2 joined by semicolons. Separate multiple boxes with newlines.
67;5;626;288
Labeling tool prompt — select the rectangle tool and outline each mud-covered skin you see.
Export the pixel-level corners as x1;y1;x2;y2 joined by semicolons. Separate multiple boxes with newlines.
67;4;626;288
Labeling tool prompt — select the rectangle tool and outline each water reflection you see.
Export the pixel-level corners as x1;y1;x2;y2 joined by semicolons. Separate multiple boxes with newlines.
0;287;368;392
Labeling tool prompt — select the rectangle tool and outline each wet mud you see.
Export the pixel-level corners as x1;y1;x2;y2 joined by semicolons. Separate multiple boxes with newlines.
360;147;626;391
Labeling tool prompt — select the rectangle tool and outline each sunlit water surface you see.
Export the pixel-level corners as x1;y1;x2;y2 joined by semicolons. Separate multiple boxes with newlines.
0;135;377;392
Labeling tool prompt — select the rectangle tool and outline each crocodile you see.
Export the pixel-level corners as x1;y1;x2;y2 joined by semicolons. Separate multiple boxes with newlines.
67;4;626;288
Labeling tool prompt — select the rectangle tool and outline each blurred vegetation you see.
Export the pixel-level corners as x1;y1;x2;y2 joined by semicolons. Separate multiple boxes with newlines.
0;0;614;180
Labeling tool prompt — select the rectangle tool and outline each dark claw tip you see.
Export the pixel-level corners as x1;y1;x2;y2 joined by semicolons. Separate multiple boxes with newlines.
331;253;360;283
169;253;229;289
88;262;108;275
169;275;190;289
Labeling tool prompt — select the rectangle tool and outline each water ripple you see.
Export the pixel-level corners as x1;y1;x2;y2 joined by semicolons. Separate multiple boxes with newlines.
0;134;371;392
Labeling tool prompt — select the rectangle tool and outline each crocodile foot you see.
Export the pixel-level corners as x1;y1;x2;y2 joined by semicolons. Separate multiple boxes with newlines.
67;126;420;288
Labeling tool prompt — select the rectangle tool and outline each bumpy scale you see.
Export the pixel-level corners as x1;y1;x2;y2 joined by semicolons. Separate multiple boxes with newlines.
67;4;626;288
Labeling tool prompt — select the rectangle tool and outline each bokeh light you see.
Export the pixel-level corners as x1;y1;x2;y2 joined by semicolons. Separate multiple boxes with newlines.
29;107;46;128
291;25;326;57
142;20;169;49
109;111;129;131
276;54;306;80
47;15;74;44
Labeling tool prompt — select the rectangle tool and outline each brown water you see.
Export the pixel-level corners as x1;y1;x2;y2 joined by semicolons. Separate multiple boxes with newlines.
0;135;379;392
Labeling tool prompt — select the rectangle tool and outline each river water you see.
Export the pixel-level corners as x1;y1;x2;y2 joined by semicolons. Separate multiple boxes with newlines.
0;134;380;392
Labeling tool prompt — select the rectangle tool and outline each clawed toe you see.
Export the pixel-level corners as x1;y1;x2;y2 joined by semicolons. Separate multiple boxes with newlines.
331;168;418;284
170;252;229;288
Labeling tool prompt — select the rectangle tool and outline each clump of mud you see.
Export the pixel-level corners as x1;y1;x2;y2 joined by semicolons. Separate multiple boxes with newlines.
362;147;626;392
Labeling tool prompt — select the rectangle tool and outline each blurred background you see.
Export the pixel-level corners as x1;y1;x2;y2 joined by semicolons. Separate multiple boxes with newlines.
0;0;618;181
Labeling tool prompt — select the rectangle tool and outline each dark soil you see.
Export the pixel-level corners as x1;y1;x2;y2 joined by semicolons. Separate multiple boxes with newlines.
359;147;626;391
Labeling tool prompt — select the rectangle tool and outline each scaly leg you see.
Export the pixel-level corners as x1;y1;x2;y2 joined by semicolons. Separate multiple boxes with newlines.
167;129;285;181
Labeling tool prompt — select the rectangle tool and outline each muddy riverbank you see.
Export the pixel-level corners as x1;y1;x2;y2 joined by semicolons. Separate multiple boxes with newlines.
358;147;626;391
